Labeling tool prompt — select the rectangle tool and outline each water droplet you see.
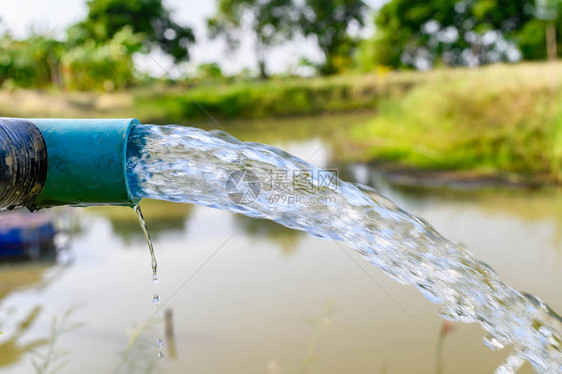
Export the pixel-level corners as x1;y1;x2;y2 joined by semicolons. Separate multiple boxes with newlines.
152;274;159;284
158;351;164;361
482;334;504;351
152;294;160;304
156;338;163;347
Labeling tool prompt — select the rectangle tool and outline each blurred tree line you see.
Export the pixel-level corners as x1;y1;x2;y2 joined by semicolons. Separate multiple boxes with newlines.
1;0;561;91
0;0;195;90
207;0;367;78
366;0;562;70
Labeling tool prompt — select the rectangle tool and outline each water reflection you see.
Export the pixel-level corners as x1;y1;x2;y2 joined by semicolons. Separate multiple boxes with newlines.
0;209;77;371
234;214;303;256
201;112;376;146
0;306;45;367
0;259;57;369
86;199;193;242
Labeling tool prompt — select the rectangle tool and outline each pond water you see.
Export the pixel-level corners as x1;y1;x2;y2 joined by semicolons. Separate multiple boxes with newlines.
0;113;560;373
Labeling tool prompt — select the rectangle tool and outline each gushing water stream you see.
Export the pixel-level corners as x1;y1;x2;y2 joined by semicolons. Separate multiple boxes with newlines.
126;124;561;373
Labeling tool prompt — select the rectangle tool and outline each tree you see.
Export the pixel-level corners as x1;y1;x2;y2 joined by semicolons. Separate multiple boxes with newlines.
68;0;195;62
0;32;64;89
61;27;143;90
208;0;296;80
536;0;561;60
372;0;535;69
298;0;367;75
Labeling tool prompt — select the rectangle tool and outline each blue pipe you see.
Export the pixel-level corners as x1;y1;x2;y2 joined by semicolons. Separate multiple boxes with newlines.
0;117;141;210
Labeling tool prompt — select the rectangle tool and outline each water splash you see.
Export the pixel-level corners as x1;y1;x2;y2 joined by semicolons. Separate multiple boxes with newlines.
127;125;562;373
133;204;158;282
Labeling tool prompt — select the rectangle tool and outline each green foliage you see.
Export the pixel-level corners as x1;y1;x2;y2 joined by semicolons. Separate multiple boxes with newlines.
195;63;225;83
61;27;142;90
69;0;195;62
518;19;550;60
208;0;296;79
0;33;64;89
354;37;375;72
536;0;560;20
517;3;562;61
371;0;535;68
0;0;194;90
0;27;141;91
299;0;368;75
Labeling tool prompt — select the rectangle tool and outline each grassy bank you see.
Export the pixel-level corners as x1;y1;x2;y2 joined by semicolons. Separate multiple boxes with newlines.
345;63;562;183
0;73;395;122
133;74;389;122
1;62;561;182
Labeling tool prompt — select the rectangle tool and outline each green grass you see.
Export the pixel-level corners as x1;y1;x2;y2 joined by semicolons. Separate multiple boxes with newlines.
132;74;388;122
346;62;562;182
1;62;561;181
0;73;391;122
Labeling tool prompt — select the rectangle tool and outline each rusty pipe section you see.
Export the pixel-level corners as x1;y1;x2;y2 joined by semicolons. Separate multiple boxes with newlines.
0;118;48;210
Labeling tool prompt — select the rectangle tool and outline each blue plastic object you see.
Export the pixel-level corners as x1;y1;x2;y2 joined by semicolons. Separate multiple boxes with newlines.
0;214;56;258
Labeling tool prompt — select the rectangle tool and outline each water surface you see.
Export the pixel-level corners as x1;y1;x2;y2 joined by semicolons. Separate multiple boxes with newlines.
0;114;560;373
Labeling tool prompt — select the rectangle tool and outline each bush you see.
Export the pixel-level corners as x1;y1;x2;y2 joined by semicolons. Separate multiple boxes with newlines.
348;63;562;180
61;27;141;91
0;34;63;89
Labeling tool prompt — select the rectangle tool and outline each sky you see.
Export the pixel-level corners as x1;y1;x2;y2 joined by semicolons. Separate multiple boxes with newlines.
0;0;386;76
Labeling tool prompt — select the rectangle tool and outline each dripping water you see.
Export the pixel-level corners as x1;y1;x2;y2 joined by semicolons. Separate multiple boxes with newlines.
133;204;158;283
132;204;163;362
151;294;161;305
156;338;164;361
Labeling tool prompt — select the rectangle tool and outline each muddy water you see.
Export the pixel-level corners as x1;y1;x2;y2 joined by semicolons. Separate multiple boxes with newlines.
0;114;559;373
